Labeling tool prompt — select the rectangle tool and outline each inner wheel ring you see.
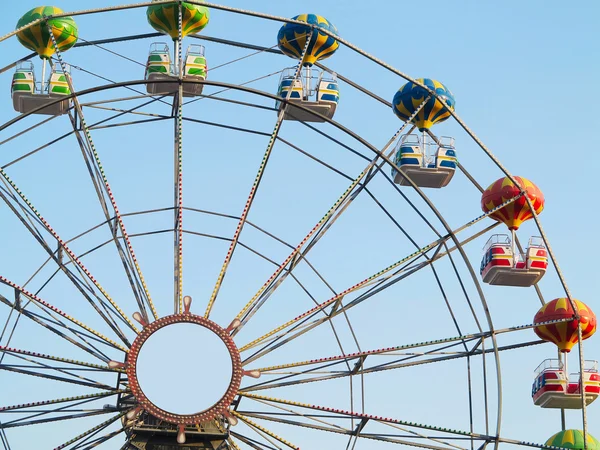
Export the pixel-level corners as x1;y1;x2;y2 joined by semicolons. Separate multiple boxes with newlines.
126;314;242;424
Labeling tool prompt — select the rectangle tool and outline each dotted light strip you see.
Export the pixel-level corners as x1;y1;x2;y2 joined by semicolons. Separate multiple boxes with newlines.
232;410;300;450
241;392;473;437
234;98;432;324
0;389;128;412
0;275;128;352
177;164;184;314
239;191;527;353
238;242;441;353
53;410;127;450
203;31;315;319
252;339;478;374
173;1;185;315
0;346;125;371
46;24;158;321
250;316;573;373
0;166;138;334
213;420;243;450
176;101;184;313
126;313;242;424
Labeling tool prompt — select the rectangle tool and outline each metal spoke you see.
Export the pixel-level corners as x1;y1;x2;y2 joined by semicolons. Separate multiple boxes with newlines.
241;339;545;393
203;32;314;319
0;365;115;390
249;333;488;374
227;435;243;450
3;272;125;356
241;413;466;450
52;411;127;450
67;112;154;323
117;437;132;450
0;171;138;340
49;23;158;323
232;411;299;450
240;393;478;440
0;390;127;414
240;405;466;450
240;239;547;367
70;426;125;450
1;343;119;372
0;410;122;430
0;429;10;450
1;352;117;391
2;96;170;170
238;195;520;357
14;206;333;326
230;430;278;450
0;278;128;353
0;293;114;362
174;3;184;313
232;98;431;334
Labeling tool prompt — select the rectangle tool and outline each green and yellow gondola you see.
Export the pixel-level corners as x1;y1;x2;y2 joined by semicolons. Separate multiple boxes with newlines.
147;0;209;40
545;430;600;450
12;6;77;115
16;6;78;59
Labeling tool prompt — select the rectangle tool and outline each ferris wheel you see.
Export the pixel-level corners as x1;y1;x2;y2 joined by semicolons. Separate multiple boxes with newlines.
0;2;598;450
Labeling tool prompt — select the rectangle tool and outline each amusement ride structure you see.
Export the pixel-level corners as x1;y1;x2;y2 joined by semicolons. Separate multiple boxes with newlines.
0;2;598;449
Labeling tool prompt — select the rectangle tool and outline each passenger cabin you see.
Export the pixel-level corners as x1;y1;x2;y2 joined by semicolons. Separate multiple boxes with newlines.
145;43;207;97
532;359;600;409
480;235;547;287
276;67;339;122
11;61;72;115
391;134;456;188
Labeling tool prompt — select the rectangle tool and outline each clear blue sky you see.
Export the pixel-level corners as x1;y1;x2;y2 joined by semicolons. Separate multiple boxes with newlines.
1;1;599;449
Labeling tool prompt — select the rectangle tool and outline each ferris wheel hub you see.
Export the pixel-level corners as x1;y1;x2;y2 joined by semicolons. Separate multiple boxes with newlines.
126;312;243;425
